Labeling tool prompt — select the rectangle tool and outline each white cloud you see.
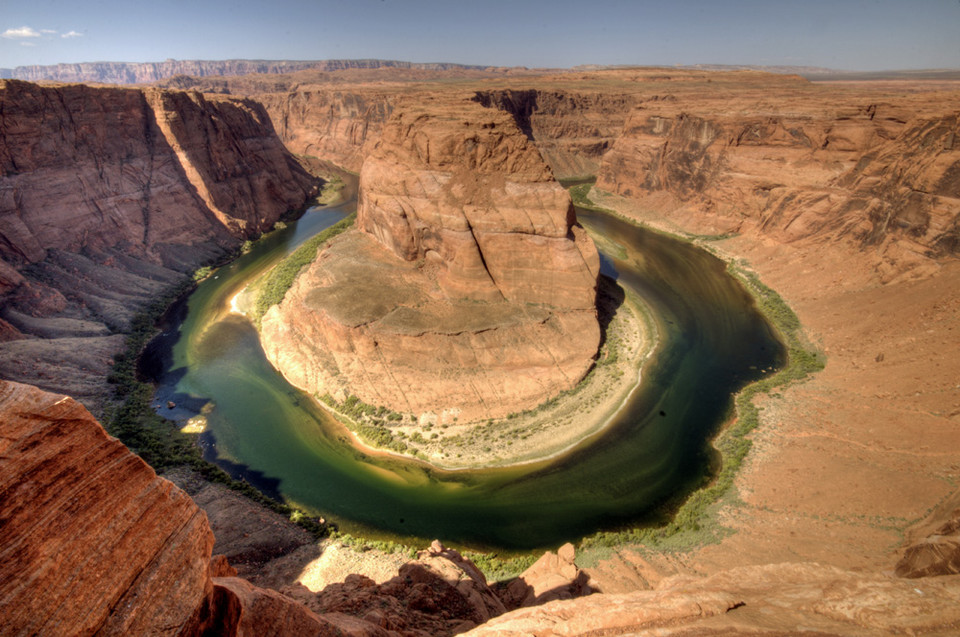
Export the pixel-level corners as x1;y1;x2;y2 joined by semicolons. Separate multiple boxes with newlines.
61;30;83;38
2;26;43;39
40;29;57;35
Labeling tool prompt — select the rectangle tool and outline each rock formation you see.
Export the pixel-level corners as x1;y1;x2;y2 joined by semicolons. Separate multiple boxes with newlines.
0;59;488;85
261;99;600;422
0;380;216;635
594;96;960;282
0;382;592;636
0;80;315;408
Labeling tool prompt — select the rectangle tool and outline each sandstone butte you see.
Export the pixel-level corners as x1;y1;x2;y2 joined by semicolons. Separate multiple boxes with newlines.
2;68;960;634
260;99;601;422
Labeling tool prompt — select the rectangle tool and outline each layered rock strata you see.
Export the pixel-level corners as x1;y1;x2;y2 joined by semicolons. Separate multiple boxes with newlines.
473;89;637;179
0;380;219;635
595;98;960;282
261;100;600;422
258;88;394;172
0;59;488;85
0;80;315;408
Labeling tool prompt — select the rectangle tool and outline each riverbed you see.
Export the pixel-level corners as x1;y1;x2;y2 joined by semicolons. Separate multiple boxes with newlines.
148;184;784;551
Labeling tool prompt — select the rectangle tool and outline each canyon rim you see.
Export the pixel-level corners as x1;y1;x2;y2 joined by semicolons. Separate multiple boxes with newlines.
1;61;960;635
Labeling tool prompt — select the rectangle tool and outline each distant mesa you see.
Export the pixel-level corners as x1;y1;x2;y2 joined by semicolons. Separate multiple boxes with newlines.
0;58;493;85
260;99;601;423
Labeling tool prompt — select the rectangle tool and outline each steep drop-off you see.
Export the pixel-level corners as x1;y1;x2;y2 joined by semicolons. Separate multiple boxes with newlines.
0;379;543;636
261;99;600;422
595;95;960;282
0;80;315;407
258;88;395;173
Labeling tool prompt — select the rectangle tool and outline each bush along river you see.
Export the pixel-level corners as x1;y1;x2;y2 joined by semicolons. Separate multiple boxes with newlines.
146;184;785;552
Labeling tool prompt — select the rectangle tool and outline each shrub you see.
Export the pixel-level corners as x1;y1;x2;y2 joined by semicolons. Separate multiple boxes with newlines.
253;214;355;323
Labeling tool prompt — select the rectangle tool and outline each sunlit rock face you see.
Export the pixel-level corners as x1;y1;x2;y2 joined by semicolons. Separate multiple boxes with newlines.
262;99;601;422
595;100;960;283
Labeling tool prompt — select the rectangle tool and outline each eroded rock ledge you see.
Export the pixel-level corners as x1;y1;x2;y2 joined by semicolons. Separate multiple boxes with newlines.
261;100;601;422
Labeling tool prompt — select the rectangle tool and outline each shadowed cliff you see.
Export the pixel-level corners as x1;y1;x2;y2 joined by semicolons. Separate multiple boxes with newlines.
0;80;316;409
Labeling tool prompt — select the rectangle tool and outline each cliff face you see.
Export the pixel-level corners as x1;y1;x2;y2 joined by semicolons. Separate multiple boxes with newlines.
261;100;600;422
595;98;960;282
473;89;637;179
0;80;312;266
256;86;636;180
0;80;315;408
258;89;394;172
0;58;488;85
0;380;215;635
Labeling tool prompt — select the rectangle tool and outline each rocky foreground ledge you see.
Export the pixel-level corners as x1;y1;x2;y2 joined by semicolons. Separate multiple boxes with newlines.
261;99;602;423
3;377;960;635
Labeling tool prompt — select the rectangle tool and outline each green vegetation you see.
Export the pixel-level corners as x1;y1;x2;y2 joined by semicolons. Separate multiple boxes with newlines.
316;175;345;205
464;551;538;582
105;268;332;541
253;213;355;323
318;393;414;455
569;182;609;212
331;533;419;560
579;261;824;555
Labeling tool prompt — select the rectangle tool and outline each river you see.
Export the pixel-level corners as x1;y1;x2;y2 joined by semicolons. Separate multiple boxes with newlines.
148;184;784;551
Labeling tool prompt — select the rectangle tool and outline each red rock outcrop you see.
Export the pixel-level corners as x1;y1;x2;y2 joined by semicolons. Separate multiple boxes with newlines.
896;509;960;578
497;543;594;609
289;540;509;636
0;379;215;635
261;99;600;422
595;95;960;282
0;79;315;408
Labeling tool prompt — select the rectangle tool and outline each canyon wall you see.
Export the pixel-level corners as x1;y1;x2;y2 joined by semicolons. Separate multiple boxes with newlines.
473;89;637;179
258;86;638;180
0;58;488;85
258;88;395;172
261;99;601;423
595;96;960;282
0;80;315;408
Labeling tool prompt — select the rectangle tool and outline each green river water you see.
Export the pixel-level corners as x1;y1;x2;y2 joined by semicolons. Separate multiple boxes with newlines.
149;186;784;551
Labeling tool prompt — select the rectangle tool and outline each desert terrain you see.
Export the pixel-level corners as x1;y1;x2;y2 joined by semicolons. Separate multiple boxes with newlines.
1;63;959;634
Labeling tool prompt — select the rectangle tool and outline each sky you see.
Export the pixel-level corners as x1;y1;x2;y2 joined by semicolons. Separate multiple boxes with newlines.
1;0;959;71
